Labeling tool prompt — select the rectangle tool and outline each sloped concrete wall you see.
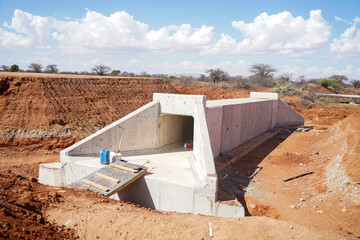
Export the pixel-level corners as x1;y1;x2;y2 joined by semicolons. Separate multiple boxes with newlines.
277;100;304;127
61;101;161;161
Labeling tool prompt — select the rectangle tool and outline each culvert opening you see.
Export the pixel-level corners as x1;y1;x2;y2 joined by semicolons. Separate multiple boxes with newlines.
157;114;194;149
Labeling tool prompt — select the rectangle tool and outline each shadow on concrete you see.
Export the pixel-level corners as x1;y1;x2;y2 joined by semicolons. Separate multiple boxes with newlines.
116;174;156;209
217;131;291;216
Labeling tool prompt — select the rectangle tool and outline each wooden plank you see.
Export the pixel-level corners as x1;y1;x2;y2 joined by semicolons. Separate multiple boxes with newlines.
95;172;120;183
105;169;147;197
81;179;110;192
110;163;139;173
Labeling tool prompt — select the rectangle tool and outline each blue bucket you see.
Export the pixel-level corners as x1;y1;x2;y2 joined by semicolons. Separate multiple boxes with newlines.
100;149;110;165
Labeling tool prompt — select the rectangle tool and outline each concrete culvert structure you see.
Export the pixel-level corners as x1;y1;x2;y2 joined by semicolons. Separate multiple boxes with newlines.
39;92;304;217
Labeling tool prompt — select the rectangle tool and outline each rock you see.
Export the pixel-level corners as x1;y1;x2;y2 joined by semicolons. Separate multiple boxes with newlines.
290;205;296;209
316;210;323;214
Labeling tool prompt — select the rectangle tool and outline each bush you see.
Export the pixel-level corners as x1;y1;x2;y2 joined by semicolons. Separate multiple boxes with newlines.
272;81;299;96
317;78;341;90
10;64;19;72
111;70;120;76
249;75;274;87
233;78;252;90
318;97;331;105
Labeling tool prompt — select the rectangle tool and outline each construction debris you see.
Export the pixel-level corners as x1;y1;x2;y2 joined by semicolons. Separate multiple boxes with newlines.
282;171;314;182
249;166;263;179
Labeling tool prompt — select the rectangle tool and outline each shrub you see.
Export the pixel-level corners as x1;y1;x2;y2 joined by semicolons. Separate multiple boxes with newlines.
10;64;19;72
272;80;299;96
249;75;274;87
111;70;120;76
317;78;341;90
318;97;331;105
233;78;252;90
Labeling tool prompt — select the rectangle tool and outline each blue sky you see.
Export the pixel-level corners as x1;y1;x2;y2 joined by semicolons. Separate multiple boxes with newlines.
0;0;360;80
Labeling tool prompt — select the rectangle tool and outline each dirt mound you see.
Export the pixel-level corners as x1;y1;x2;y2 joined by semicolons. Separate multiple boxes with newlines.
0;73;177;149
0;170;77;239
320;114;360;182
225;114;360;238
173;84;254;100
0;73;177;129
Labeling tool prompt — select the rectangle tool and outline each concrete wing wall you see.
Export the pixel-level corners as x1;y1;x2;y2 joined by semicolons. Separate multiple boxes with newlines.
218;100;275;153
276;100;304;127
61;101;161;160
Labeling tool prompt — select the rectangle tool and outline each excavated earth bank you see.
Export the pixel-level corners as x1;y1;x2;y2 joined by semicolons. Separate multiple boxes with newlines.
0;73;177;150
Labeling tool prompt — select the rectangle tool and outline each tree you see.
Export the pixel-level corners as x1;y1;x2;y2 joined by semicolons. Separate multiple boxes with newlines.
352;80;360;89
248;63;277;78
28;63;43;73
297;75;306;83
111;70;120;76
318;78;341;90
92;65;111;75
198;74;207;82
330;75;348;84
0;65;9;71
139;71;151;77
10;64;19;72
205;68;229;85
120;71;129;77
45;64;59;73
278;72;293;82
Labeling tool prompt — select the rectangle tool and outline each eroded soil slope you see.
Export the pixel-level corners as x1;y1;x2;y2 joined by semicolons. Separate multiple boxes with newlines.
219;114;360;238
0;73;177;150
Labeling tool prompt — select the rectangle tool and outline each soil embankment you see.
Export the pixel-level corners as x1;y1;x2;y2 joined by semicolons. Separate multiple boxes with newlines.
0;73;177;150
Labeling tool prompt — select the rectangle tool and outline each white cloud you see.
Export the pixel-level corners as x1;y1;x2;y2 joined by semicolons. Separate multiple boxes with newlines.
334;16;352;24
203;10;331;56
0;9;51;48
52;9;214;53
304;65;360;79
330;18;360;56
0;9;214;53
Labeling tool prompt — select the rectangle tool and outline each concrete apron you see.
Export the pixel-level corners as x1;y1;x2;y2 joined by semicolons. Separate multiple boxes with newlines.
39;146;244;217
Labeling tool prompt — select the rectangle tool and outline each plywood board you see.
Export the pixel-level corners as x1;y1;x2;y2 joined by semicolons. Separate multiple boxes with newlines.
70;160;148;197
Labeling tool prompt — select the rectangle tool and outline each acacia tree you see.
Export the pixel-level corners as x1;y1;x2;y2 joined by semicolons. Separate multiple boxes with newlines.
330;75;348;84
28;63;43;73
0;65;9;71
352;80;360;89
205;68;229;85
111;70;120;76
45;64;59;73
92;65;111;75
248;63;277;78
